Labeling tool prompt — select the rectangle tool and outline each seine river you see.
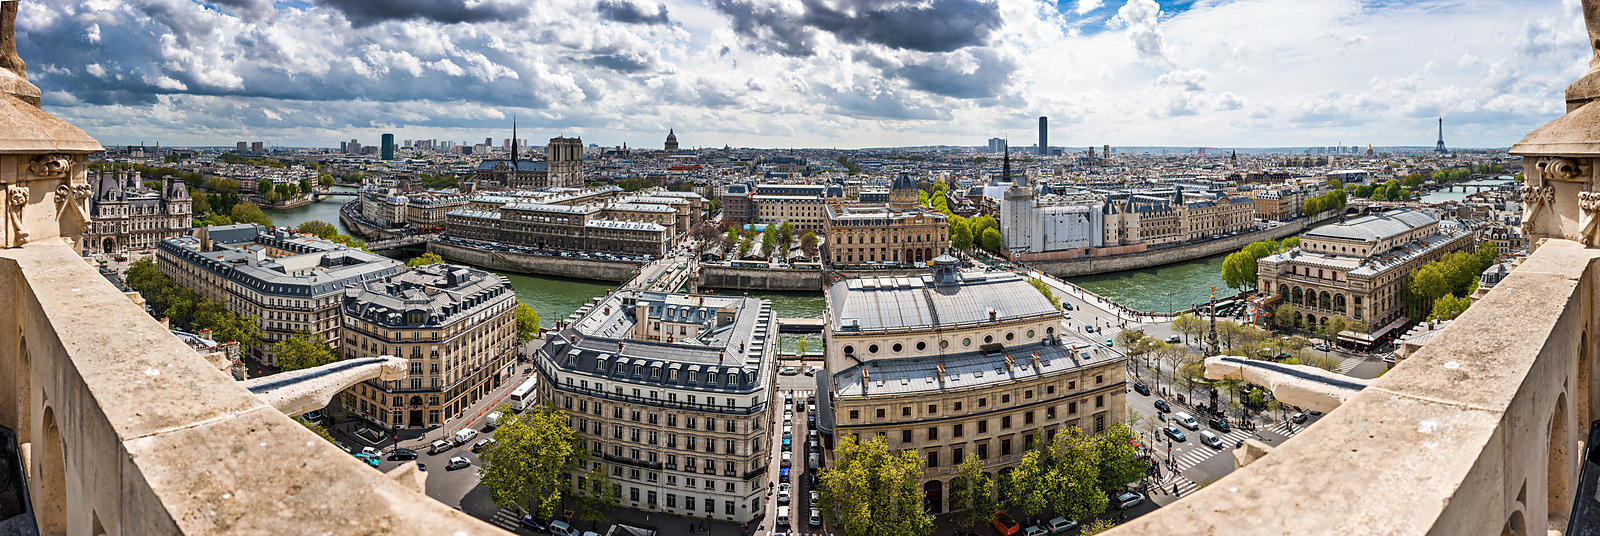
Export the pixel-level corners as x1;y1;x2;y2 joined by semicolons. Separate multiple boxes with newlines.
1066;251;1231;314
264;192;1228;342
263;193;825;348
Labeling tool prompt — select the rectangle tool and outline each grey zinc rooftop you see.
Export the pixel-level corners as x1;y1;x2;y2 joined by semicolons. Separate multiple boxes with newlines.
829;271;1057;332
342;263;512;328
1303;208;1437;242
159;225;405;298
538;290;776;393
832;332;1122;398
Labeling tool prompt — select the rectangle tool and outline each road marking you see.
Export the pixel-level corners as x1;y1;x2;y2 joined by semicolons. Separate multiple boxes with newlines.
490;508;522;531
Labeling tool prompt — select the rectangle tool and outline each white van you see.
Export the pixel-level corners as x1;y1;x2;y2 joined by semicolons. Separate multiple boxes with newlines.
777;506;791;527
1198;430;1223;449
485;412;504;429
1173;412;1200;430
454;428;479;445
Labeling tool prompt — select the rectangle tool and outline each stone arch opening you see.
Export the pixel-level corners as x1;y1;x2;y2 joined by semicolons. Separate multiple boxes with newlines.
1333;294;1346;313
1502;509;1527;536
923;480;943;513
36;404;67;534
1319;291;1331;310
1549;391;1572;531
1291;287;1302;305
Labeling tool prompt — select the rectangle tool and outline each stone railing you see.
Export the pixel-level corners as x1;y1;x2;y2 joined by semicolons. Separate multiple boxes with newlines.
1110;3;1600;533
1112;238;1598;534
0;243;514;535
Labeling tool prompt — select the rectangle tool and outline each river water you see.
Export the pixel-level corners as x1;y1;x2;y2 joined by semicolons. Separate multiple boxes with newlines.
265;192;1228;343
1419;176;1516;204
263;194;826;340
1066;252;1232;315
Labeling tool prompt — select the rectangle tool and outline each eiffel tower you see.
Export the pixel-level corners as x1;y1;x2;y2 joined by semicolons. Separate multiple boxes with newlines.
1435;117;1447;154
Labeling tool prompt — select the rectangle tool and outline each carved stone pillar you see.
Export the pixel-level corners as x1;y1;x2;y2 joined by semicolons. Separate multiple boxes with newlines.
1512;0;1600;248
0;1;103;251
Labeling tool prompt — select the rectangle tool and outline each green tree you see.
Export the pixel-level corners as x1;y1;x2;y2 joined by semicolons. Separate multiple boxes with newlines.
761;225;778;257
297;220;339;239
817;434;934;536
980;228;1003;254
1271;304;1299;330
515;302;542;344
274;333;338;371
572;465;621;525
299;178;313;194
230;202;273;226
1430;294;1470;321
801;232;819;258
948;453;996;533
1282;236;1300;249
296;416;337;444
1304;197;1322;215
258;181;272;195
950;219;974;250
406;252;445;267
1028;277;1059;310
318;173;335;188
1171;313;1204;343
479;404;583;518
199;213;233;227
1080;519;1119;535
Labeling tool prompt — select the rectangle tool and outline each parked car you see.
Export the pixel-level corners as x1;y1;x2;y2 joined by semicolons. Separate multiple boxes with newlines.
783;438;792;451
809;511;823;527
1163;425;1186;442
428;439;453;455
1063;302;1073;310
780;367;799;375
445;456;471;470
782;451;793;467
1047;517;1078;533
1291;412;1308;424
1024;526;1049;536
777;483;791;504
1153;400;1171;413
1198;430;1224;449
388;448;418;461
991;511;1021;536
548;520;580;536
472;437;496;453
354;452;379;467
485;411;504;429
1173;412;1201;430
519;514;550;532
1208;417;1231;433
1113;491;1146;510
1133;383;1151;396
1165;335;1181;343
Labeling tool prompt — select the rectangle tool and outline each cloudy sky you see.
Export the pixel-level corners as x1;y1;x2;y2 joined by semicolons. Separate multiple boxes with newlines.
15;0;1590;149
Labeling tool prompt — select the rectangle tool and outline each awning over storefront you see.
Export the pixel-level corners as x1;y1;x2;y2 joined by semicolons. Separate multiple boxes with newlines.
1338;317;1409;345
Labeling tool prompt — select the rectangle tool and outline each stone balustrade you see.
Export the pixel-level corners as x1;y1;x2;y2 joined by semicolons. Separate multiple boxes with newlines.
1108;238;1599;534
0;241;513;534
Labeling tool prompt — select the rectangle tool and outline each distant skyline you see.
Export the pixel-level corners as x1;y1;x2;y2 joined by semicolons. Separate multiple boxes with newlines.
17;0;1584;150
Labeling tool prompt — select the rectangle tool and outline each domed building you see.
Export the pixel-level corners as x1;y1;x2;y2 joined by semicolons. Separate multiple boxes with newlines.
664;128;679;151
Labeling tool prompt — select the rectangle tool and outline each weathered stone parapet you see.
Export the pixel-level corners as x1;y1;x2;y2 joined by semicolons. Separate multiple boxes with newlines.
1108;239;1600;535
0;240;508;535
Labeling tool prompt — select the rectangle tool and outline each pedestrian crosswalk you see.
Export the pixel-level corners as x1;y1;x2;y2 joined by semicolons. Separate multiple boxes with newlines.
489;508;522;532
1154;474;1201;498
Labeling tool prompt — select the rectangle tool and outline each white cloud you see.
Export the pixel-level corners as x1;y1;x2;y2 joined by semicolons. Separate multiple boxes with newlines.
10;0;1591;149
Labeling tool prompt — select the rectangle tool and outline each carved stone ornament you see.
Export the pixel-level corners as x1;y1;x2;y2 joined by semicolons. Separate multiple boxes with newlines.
1535;157;1585;181
28;153;70;179
5;186;28;247
54;183;92;234
1582;191;1600;246
1523;184;1556;238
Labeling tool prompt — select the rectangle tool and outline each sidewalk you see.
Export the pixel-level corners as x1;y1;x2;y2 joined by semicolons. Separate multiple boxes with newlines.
328;356;535;452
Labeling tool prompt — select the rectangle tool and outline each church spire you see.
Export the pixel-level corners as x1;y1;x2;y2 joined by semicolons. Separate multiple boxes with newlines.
510;116;518;167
